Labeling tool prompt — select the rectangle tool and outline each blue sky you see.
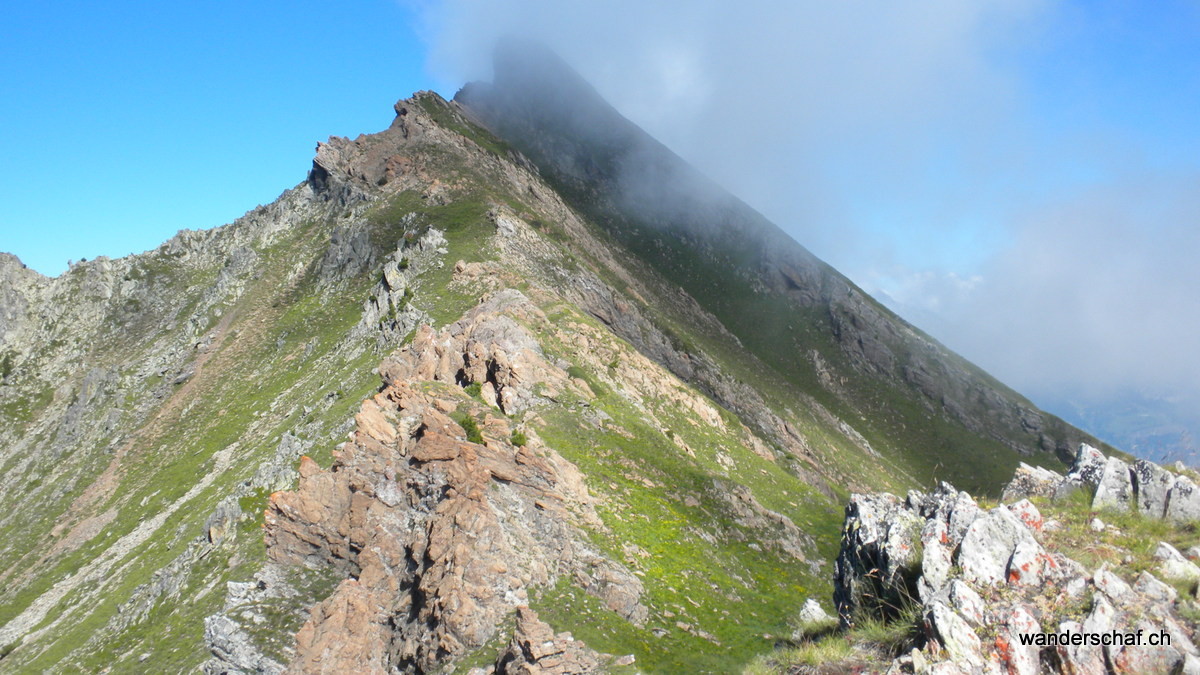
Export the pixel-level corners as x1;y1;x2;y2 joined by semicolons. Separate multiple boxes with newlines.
3;1;1196;279
4;1;1200;453
1;1;439;275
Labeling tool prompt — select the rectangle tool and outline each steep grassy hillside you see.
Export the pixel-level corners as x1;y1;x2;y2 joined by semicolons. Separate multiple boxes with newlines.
457;40;1107;496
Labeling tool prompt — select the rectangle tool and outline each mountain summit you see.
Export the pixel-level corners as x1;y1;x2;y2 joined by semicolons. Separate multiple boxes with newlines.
458;40;1099;491
0;44;1106;672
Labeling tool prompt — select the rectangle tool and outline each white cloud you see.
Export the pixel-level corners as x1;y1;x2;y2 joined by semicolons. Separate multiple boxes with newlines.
415;0;1200;444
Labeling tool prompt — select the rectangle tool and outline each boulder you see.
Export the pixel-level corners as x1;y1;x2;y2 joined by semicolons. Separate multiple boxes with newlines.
1067;443;1108;486
993;605;1040;675
1167;475;1200;523
792;599;835;640
1054;444;1107;501
957;507;1036;586
1006;538;1046;586
1006;499;1043;532
942;580;986;627
1108;617;1185;674
1133;571;1177;605
1001;463;1063;502
1155;542;1200;583
927;602;983;668
1133;460;1175;519
1093;564;1133;602
918;519;953;600
1093;457;1134;512
1056;619;1107;675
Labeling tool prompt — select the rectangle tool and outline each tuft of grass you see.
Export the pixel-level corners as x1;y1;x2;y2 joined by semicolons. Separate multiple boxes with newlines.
850;604;922;658
746;595;920;674
459;415;484;444
565;364;606;397
744;638;859;674
789;613;838;642
510;431;527;447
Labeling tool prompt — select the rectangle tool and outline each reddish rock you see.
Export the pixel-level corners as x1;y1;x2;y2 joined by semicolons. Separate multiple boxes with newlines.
263;290;644;673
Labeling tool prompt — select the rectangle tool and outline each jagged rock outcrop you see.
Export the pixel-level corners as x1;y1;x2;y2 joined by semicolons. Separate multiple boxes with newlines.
834;448;1200;674
1003;443;1200;522
491;607;608;675
263;290;645;673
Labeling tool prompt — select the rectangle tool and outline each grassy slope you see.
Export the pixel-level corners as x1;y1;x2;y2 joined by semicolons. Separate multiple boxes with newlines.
0;214;393;671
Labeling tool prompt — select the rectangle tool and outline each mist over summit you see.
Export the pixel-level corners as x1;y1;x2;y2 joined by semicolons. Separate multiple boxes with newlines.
423;3;1200;467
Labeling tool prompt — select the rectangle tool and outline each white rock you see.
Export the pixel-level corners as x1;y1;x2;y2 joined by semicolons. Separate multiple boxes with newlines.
1067;443;1108;486
1167;475;1200;523
946;492;982;547
945;580;986;626
1161;615;1198;657
1107;617;1185;674
882;510;925;581
796;598;832;626
928;662;973;675
1155;542;1200;583
1089;517;1105;532
1093;564;1132;602
1005;499;1043;532
1057;618;1106;675
996;605;1040;675
1065;576;1088;598
1133;571;1177;605
1092;456;1133;512
920;519;953;599
1001;463;1063;502
958;508;1035;586
1133;459;1175;518
1007;538;1046;587
928;602;984;668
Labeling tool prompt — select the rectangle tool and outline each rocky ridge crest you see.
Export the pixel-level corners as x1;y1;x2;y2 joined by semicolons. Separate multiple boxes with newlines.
230;290;645;673
827;446;1200;674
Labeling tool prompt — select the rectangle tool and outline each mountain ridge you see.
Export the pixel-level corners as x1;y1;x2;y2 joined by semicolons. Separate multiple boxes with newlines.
0;48;1112;673
456;41;1107;488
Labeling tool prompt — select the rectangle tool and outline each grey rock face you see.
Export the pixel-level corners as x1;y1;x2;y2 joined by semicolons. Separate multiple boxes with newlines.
1001;462;1064;502
1010;443;1200;525
958;507;1036;586
1134;459;1176;518
1155;542;1200;583
1167;475;1200;523
833;493;921;626
203;614;285;675
1069;443;1108;486
1093;456;1135;512
926;602;983;668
